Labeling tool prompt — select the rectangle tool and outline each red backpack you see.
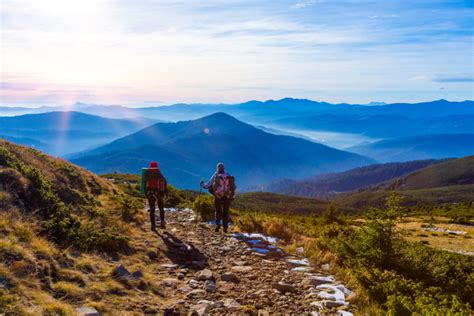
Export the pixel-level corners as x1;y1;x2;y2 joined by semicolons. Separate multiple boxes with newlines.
146;169;165;192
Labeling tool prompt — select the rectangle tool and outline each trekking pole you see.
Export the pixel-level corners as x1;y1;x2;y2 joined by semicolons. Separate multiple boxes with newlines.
198;180;203;221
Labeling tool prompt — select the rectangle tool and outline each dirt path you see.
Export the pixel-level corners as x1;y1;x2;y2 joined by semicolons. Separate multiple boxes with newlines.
140;208;354;315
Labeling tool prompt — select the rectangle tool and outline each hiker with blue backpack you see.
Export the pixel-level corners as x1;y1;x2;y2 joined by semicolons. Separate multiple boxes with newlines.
201;163;236;233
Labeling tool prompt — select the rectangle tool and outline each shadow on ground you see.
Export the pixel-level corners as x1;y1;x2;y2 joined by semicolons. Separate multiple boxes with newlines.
155;230;209;270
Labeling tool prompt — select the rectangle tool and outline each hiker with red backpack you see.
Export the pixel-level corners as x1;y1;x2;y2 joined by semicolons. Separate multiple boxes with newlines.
144;161;168;230
200;163;236;233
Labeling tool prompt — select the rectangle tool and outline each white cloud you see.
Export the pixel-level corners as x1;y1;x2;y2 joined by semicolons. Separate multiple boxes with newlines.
1;0;473;105
291;0;323;9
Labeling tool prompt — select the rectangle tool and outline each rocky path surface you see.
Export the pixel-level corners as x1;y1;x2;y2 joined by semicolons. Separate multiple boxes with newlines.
143;208;354;316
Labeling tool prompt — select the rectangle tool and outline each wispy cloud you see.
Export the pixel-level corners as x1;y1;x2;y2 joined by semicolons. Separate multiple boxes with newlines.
291;0;323;9
1;0;473;106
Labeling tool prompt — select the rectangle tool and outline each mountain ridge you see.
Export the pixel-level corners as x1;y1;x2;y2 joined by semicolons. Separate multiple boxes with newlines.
73;112;374;189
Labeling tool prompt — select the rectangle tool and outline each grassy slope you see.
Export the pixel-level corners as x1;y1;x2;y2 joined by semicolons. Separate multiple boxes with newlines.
233;192;329;215
0;140;191;314
335;155;474;210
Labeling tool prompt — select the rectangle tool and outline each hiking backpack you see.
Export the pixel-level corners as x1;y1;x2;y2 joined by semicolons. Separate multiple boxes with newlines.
212;173;236;199
146;169;165;192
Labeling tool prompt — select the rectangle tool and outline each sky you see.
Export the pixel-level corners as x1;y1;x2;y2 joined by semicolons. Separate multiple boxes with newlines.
1;0;473;107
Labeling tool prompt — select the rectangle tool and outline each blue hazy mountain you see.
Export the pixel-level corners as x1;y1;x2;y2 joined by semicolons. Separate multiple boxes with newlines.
347;134;474;162
0;111;155;156
72;113;374;189
267;114;474;138
264;159;445;198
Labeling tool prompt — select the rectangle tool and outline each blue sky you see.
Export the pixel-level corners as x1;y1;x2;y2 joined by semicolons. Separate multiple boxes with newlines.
1;0;473;106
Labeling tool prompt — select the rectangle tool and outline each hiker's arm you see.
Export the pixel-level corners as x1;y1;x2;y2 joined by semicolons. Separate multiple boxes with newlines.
201;174;215;189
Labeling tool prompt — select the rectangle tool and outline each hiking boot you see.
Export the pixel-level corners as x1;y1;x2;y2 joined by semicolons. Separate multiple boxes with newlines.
215;225;221;232
223;227;228;233
151;225;157;232
161;222;166;229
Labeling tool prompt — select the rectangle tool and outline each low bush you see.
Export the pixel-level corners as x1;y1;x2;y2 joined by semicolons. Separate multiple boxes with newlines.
193;195;214;221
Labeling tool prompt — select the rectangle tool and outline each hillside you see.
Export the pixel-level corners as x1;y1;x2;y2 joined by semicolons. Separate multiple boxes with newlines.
347;134;474;162
264;159;444;198
72;113;374;189
0;139;130;251
0;140;356;315
0;112;154;156
336;155;474;209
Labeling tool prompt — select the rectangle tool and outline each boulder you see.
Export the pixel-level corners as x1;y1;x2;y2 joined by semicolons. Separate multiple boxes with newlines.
197;269;214;281
223;298;242;311
190;302;210;316
221;272;239;283
130;270;143;279
112;265;130;279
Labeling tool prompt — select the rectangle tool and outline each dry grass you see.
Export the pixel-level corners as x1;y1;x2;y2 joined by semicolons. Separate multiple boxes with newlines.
52;281;86;301
398;219;474;254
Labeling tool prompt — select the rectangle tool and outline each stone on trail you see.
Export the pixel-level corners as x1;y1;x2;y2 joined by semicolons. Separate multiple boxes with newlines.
190;302;210;316
189;279;200;289
305;275;335;286
161;278;179;289
286;258;310;266
160;263;178;269
231;265;253;273
212;300;225;308
223;298;242;311
76;306;99;316
187;289;207;299
272;282;297;294
322;300;347;308
290;266;312;273
205;280;217;292
221;272;239;283
316;284;346;302
197;269;214;281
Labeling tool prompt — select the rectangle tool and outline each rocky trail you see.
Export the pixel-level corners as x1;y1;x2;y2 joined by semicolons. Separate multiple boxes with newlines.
111;208;354;316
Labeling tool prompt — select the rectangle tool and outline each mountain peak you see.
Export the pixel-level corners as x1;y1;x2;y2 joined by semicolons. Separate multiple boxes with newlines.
197;112;241;124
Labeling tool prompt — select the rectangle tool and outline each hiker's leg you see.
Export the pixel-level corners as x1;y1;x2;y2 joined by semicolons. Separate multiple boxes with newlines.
148;194;157;230
222;198;230;232
214;198;223;230
158;197;165;228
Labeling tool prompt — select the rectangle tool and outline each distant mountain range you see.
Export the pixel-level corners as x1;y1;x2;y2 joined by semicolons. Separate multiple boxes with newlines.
347;134;474;162
264;159;445;198
0;111;154;156
2;98;473;163
3;98;472;152
3;98;473;121
72;113;374;189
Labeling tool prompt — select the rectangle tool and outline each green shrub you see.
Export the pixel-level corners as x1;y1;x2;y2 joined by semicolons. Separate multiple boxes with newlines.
193;195;214;221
